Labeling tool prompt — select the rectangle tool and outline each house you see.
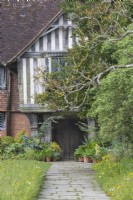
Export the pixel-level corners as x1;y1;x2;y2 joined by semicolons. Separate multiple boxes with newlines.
0;0;86;159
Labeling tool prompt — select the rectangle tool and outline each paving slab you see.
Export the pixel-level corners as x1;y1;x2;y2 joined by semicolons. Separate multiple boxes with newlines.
38;161;110;200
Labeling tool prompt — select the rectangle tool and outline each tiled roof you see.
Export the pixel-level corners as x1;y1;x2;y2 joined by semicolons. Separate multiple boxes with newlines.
0;0;62;66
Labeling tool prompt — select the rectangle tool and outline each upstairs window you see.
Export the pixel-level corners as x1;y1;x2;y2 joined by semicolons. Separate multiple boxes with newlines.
0;65;6;89
51;57;66;72
0;113;5;130
44;57;67;73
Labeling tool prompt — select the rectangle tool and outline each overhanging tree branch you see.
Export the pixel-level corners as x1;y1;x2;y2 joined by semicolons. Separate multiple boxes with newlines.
92;64;133;85
109;30;133;41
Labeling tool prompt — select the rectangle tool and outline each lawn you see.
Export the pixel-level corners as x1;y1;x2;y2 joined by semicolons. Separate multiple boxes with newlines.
94;158;133;200
0;160;50;200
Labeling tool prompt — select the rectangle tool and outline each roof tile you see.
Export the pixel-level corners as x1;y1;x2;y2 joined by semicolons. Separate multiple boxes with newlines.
0;0;62;65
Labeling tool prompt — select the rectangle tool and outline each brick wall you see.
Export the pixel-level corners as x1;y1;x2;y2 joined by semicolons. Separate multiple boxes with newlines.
10;113;31;137
10;70;31;136
0;68;32;137
10;73;31;137
11;73;20;111
0;130;6;137
0;90;7;111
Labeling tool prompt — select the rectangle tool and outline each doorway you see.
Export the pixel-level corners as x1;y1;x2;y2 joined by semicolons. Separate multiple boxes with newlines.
52;118;85;159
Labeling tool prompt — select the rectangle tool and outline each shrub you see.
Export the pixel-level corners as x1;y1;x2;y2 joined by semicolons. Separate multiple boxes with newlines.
15;130;27;143
90;69;133;145
94;145;107;161
21;135;42;150
23;149;45;161
41;142;62;161
50;142;62;153
4;143;24;155
83;141;97;158
0;136;15;153
45;146;54;158
74;145;85;160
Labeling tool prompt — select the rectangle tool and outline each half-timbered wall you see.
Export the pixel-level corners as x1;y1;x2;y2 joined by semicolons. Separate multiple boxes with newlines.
27;15;76;52
19;14;77;110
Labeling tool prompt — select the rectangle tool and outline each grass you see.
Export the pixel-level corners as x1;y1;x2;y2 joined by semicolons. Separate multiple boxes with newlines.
93;158;133;200
0;159;51;200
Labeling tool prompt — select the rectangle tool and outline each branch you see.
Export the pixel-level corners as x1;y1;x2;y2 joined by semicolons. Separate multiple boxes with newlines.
109;30;133;41
92;64;133;85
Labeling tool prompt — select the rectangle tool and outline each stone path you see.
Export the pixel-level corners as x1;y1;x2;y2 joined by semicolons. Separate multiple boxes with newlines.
38;161;110;200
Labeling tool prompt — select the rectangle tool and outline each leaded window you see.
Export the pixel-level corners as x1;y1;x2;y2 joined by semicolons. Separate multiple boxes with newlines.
0;66;6;89
0;113;5;130
44;57;67;73
51;57;66;72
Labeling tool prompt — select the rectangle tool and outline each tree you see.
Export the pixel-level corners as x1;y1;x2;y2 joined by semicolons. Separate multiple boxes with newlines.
90;68;133;144
35;0;133;114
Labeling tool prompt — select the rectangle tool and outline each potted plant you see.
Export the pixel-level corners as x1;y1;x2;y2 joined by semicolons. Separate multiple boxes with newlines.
83;141;97;163
45;146;54;162
74;145;85;162
83;148;94;163
50;142;62;161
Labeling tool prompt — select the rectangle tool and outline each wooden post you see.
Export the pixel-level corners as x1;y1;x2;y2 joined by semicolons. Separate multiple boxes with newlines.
6;70;11;136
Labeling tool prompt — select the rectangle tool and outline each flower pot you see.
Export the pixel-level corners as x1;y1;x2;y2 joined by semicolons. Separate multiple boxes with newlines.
84;156;93;163
78;157;84;162
46;157;52;162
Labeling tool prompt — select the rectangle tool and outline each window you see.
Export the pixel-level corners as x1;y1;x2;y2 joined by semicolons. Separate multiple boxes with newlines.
0;65;6;89
44;57;67;73
51;57;66;72
0;113;5;130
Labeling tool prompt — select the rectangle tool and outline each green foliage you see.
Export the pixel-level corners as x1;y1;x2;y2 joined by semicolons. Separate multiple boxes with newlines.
44;146;54;158
83;146;95;157
0;160;50;200
35;0;133;113
94;145;107;161
74;145;85;160
94;158;133;200
74;138;101;159
0;136;15;146
43;142;62;159
4;143;24;155
50;142;62;153
38;116;63;143
0;136;15;152
112;35;133;65
21;135;42;150
101;24;133;65
23;149;45;161
15;129;27;143
35;93;48;105
90;68;133;145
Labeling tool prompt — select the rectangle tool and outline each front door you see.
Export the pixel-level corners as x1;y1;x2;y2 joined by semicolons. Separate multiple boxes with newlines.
52;118;84;159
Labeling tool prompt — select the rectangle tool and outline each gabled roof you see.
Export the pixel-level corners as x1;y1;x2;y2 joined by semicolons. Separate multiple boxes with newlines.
0;0;62;66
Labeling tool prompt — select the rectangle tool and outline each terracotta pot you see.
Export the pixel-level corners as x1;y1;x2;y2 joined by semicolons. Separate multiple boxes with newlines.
84;156;93;163
46;157;52;162
78;157;84;162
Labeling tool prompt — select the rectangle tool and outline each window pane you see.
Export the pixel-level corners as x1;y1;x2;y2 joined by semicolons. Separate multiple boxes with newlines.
0;113;5;129
51;58;59;72
0;66;5;89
